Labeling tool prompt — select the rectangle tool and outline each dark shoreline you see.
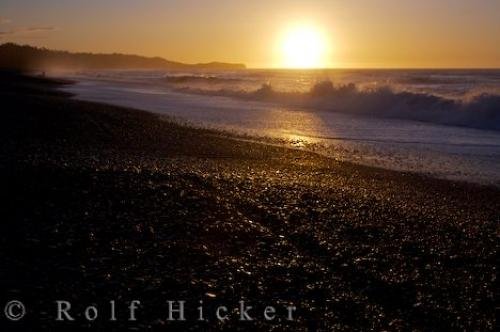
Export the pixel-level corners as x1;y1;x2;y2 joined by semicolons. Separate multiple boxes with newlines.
1;73;498;331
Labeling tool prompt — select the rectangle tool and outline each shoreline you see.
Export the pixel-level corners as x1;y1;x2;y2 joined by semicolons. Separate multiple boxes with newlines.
1;72;498;330
61;74;500;186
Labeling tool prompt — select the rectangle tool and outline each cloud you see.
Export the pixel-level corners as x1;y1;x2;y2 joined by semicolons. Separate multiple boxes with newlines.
0;17;11;24
24;26;57;33
0;26;57;38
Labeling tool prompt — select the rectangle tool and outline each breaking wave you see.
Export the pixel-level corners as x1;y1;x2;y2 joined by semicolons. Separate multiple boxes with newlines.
173;81;500;131
164;74;242;84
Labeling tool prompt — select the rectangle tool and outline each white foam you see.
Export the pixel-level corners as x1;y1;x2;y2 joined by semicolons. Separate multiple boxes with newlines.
61;72;500;185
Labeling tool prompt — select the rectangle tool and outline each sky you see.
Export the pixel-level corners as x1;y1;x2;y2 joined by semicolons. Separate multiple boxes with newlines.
1;0;499;68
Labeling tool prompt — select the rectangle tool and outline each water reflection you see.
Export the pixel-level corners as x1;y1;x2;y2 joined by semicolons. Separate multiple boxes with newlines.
65;78;500;185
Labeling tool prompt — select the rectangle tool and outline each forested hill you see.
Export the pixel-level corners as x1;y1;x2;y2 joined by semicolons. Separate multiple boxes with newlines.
0;43;246;71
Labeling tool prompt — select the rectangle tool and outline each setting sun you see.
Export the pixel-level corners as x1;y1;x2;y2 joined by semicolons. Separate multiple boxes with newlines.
281;25;329;68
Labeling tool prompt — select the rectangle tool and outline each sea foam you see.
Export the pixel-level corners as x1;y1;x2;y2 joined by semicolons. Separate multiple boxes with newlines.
170;80;500;131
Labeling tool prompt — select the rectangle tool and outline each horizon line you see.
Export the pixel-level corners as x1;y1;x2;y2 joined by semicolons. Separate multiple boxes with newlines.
3;43;499;71
250;67;500;70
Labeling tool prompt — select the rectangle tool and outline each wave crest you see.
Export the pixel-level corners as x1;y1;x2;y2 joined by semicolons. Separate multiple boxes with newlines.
172;80;500;131
164;74;242;84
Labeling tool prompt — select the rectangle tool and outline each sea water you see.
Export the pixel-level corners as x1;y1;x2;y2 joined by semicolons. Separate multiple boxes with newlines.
61;69;500;185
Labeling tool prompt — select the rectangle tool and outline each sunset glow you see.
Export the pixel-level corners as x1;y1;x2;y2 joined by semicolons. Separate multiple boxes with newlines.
1;1;499;68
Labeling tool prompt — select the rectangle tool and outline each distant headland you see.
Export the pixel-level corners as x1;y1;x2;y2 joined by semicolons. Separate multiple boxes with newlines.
0;43;246;71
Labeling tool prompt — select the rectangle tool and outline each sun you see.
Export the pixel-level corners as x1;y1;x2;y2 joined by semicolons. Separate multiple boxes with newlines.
281;24;329;69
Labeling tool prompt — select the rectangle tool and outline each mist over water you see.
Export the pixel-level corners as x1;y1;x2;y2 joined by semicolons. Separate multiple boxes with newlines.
73;68;500;130
62;69;500;185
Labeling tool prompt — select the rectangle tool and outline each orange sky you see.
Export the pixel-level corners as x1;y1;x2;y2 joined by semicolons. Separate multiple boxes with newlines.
1;0;499;68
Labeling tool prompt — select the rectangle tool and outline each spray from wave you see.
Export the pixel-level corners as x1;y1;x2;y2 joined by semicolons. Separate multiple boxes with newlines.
169;80;500;131
164;74;243;84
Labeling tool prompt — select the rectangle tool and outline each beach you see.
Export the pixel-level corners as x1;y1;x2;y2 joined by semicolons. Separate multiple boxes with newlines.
62;69;500;185
1;72;498;330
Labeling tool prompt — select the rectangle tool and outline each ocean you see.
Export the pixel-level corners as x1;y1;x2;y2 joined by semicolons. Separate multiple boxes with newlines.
61;69;500;185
